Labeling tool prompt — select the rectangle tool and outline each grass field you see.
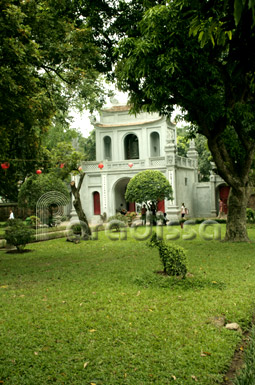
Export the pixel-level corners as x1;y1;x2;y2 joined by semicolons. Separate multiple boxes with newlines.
0;224;255;384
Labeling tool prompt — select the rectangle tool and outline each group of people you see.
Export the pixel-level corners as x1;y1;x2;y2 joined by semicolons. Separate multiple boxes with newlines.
141;203;158;226
119;198;225;226
140;202;189;227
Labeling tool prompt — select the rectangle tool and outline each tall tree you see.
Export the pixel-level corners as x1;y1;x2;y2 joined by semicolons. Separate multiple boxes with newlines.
0;0;107;201
111;0;255;241
70;172;91;239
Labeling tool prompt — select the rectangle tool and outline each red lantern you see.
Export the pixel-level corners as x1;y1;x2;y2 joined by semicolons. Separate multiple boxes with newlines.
60;163;65;169
36;169;42;174
98;163;104;169
128;162;134;168
1;162;10;170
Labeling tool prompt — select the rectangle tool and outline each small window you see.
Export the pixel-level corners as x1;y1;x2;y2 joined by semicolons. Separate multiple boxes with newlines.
124;134;139;159
150;132;160;157
185;178;188;186
103;136;112;160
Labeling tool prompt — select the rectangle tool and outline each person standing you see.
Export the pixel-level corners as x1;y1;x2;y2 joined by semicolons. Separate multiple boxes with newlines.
218;199;224;218
149;202;157;226
9;209;14;219
141;204;147;226
180;203;185;229
181;203;186;218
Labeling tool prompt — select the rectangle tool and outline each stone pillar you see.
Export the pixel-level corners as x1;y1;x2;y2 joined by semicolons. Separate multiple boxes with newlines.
70;174;79;221
102;173;108;216
165;135;180;221
210;174;217;217
187;139;198;182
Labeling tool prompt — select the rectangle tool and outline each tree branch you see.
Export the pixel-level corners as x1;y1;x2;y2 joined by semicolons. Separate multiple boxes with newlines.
41;64;72;85
78;172;85;191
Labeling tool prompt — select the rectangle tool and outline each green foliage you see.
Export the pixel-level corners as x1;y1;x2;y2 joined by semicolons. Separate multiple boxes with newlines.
195;135;212;182
71;224;82;235
114;1;255;181
18;173;69;209
25;216;40;227
125;170;173;207
111;0;255;240
108;213;129;231
177;127;212;181
125;211;137;224
0;0;108;201
246;208;255;223
83;129;96;161
148;232;187;278
1;233;255;382
42;111;85;152
46;142;84;180
177;135;189;157
5;219;35;251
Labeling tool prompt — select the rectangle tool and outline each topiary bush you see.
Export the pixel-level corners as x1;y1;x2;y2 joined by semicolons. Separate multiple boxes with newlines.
5;219;35;252
70;224;82;235
25;215;40;228
148;232;187;278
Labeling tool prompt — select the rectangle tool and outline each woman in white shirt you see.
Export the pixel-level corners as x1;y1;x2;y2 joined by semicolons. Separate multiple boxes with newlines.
181;203;186;218
9;209;14;219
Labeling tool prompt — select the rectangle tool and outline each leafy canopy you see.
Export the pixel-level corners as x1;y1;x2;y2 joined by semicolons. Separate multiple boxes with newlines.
112;0;255;240
18;173;69;209
0;0;107;201
125;170;173;207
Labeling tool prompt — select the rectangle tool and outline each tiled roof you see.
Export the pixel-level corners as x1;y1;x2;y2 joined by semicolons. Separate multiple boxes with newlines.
102;105;131;112
96;117;163;128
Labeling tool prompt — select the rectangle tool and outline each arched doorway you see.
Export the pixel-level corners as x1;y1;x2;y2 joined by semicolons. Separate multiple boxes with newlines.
93;191;101;215
218;185;230;214
124;134;139;159
157;199;165;213
114;177;135;213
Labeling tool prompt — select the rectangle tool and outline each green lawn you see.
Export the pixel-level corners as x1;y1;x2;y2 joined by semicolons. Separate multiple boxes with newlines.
0;225;255;384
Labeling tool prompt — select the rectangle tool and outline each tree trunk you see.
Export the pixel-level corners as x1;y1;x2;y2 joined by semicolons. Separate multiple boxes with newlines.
225;186;250;242
70;173;91;240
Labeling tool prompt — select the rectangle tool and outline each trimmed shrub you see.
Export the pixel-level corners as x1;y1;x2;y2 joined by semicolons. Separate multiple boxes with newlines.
25;215;40;227
148;232;187;278
5;219;35;251
108;214;129;231
70;224;81;235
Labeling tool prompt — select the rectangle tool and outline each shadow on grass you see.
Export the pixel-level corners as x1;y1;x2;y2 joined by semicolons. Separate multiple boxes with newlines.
133;272;226;290
5;249;33;254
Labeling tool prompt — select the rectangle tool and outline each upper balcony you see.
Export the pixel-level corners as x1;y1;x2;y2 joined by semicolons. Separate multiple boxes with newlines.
82;157;166;173
81;154;196;173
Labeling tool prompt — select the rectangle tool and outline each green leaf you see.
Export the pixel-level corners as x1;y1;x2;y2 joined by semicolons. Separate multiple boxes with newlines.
234;0;244;25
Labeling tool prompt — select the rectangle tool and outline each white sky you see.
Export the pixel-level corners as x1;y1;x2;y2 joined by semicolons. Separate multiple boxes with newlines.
70;91;128;138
